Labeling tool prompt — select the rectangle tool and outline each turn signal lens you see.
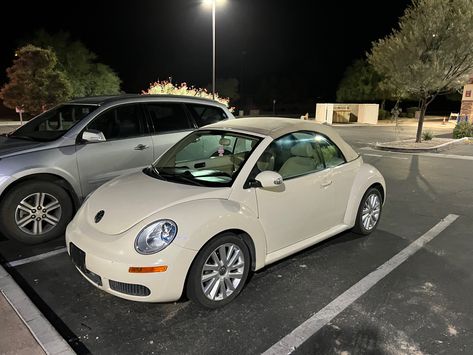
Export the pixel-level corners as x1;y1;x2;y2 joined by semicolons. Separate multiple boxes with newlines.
128;266;168;273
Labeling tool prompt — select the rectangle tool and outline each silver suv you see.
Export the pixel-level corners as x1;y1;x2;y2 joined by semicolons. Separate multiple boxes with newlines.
0;95;234;244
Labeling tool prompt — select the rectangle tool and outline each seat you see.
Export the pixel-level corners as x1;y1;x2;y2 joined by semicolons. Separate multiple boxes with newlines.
256;151;276;171
278;142;320;178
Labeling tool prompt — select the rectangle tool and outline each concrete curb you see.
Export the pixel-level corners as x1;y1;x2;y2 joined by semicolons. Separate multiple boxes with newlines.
0;121;22;126
374;137;468;153
0;265;75;355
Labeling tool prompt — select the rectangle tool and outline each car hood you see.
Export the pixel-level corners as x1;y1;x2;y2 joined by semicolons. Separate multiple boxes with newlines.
84;171;231;235
0;135;45;158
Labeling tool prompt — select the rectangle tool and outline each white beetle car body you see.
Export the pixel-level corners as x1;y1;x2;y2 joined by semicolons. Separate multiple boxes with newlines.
66;118;386;306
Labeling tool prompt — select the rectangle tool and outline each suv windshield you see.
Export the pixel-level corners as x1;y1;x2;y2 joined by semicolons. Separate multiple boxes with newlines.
150;130;261;187
9;104;98;141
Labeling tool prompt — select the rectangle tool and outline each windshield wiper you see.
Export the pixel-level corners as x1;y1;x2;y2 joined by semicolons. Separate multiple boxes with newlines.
158;169;205;186
7;135;36;141
194;171;232;178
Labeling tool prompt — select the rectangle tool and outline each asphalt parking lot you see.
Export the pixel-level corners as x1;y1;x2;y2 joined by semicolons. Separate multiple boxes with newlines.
1;123;473;354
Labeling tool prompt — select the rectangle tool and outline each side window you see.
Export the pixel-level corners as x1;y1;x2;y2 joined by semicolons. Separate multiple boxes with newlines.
87;104;145;140
253;132;325;180
316;135;346;168
187;104;228;127
146;103;191;133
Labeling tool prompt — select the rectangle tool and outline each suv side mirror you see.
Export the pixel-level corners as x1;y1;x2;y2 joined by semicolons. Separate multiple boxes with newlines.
82;129;106;143
254;171;284;188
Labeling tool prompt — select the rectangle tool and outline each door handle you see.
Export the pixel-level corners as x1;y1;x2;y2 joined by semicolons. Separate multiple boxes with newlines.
321;180;333;187
134;144;149;151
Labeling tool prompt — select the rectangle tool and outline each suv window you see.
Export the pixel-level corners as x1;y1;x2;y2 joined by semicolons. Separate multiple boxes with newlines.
87;104;145;140
146;103;192;133
187;104;228;127
9;104;97;142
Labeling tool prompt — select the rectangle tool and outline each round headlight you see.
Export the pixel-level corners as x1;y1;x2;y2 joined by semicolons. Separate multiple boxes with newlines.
135;220;178;255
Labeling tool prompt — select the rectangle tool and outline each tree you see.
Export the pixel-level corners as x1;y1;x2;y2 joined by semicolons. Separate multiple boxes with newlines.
29;30;121;97
368;0;473;142
143;80;233;110
0;45;72;115
336;59;387;104
206;78;240;100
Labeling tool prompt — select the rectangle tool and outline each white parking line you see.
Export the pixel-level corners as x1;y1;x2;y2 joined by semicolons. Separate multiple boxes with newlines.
6;247;67;267
263;214;459;355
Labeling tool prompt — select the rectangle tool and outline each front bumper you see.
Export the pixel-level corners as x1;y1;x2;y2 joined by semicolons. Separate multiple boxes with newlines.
66;218;197;303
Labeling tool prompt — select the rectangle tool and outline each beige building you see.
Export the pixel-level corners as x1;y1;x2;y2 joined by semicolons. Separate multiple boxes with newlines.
460;79;473;120
315;103;379;125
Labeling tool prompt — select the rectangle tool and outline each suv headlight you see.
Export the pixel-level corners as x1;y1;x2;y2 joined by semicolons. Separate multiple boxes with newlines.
135;220;178;255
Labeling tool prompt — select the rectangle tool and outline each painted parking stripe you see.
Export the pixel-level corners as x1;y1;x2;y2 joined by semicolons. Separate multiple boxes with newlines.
263;214;459;355
6;247;67;267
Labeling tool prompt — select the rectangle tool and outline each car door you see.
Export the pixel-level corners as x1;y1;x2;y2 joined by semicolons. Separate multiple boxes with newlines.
144;102;195;160
75;103;154;196
315;134;358;225
253;132;336;253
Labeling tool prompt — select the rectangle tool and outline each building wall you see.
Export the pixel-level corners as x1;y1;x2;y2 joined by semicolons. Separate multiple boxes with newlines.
315;103;378;124
460;83;473;120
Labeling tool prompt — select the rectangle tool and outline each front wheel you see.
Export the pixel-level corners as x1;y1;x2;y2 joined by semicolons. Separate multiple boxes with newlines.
186;234;250;308
0;181;73;244
353;187;382;235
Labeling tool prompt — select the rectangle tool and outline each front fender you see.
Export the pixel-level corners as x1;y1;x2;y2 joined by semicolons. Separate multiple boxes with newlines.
160;199;268;270
343;163;386;227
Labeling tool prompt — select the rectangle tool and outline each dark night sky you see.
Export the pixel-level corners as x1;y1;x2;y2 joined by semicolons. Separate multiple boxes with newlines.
0;0;412;110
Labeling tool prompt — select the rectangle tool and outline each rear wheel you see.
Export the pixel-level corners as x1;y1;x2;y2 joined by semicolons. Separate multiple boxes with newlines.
186;234;250;308
0;181;73;244
353;187;382;235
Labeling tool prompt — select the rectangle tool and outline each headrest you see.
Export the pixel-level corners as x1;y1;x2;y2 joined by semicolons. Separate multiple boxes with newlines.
290;142;314;157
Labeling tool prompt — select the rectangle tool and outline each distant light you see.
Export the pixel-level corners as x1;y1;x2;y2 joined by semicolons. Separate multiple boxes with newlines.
432;34;437;37
202;0;226;8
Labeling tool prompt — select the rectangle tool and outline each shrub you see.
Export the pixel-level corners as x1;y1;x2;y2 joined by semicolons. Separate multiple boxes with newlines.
406;107;418;118
453;121;473;138
422;130;434;141
378;108;389;120
142;80;233;111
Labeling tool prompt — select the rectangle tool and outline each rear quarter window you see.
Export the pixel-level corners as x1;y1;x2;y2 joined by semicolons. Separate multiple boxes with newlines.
187;104;228;127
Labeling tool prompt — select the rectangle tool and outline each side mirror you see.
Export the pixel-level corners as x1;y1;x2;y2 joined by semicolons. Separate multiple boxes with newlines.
82;129;106;143
254;171;284;188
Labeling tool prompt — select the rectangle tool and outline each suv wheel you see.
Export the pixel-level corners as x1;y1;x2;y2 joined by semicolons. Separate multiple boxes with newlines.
0;181;73;244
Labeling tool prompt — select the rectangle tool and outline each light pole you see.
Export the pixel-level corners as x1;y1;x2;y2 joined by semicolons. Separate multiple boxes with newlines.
212;0;216;99
204;0;224;99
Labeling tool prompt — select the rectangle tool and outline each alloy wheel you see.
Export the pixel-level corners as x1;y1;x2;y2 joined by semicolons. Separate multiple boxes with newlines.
15;192;62;235
200;243;245;301
361;193;381;231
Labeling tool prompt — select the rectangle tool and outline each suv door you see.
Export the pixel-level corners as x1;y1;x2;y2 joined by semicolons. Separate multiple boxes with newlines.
75;103;154;196
144;102;194;160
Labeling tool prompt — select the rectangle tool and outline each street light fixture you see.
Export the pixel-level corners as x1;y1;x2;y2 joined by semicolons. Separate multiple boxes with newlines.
203;0;226;99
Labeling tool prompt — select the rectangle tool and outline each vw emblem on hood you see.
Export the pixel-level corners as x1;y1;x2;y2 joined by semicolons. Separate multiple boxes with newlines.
94;210;105;223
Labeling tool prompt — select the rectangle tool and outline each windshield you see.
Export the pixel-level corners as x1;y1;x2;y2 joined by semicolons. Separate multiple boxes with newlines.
9;104;98;142
150;130;262;187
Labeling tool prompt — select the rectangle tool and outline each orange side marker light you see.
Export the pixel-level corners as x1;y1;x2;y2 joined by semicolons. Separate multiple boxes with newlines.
128;266;168;273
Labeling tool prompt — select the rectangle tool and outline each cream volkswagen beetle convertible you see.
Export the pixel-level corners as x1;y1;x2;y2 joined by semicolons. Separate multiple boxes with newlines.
66;118;385;308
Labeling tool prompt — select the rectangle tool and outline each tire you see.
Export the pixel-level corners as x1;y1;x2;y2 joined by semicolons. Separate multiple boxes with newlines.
352;187;382;235
0;180;73;244
186;233;250;308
